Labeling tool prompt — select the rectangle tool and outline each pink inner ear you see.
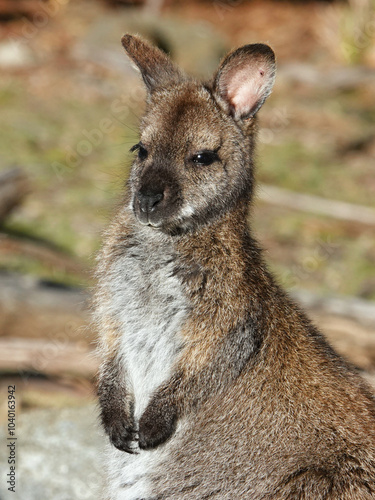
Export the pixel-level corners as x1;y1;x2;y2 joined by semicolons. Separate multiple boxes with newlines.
225;65;269;117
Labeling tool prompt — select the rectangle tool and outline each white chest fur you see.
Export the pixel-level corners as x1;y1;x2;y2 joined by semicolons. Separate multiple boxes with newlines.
109;231;188;419
105;231;188;499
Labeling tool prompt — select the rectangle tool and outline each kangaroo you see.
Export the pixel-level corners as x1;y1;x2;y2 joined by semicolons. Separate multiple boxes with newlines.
94;34;375;500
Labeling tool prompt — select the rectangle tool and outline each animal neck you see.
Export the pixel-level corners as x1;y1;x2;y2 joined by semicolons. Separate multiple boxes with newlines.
173;198;295;347
175;198;256;276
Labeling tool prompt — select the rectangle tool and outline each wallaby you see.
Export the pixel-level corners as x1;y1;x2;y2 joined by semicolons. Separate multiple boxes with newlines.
94;34;375;500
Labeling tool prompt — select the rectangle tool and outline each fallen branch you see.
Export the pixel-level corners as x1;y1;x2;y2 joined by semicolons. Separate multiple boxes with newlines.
0;273;92;341
257;184;375;226
0;233;88;277
291;289;375;327
0;337;98;378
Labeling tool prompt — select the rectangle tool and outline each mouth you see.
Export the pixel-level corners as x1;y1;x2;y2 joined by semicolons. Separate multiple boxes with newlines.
132;191;186;230
134;205;193;237
134;209;162;228
132;192;195;235
138;219;162;228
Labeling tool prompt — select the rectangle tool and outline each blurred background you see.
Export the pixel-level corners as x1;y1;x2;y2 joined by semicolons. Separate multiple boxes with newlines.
0;0;374;497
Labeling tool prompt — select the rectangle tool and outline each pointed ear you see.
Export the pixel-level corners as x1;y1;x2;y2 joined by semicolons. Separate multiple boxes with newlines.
213;43;276;120
121;34;185;93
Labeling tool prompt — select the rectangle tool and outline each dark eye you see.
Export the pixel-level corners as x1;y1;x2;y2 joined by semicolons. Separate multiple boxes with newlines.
130;143;148;161
191;150;219;166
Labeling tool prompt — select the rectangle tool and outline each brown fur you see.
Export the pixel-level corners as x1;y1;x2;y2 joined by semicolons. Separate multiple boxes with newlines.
95;35;375;499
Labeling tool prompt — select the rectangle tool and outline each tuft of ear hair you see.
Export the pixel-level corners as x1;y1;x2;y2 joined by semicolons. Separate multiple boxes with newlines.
213;43;276;120
121;34;186;93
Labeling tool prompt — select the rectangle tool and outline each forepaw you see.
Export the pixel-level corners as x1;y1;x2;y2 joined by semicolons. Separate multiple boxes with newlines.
138;402;177;450
111;422;138;453
102;413;138;454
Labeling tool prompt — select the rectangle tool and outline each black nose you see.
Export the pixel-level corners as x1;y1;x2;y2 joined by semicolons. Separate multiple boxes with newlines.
137;189;164;213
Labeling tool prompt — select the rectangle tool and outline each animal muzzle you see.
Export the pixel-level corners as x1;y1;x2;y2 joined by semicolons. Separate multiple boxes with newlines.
136;188;164;226
134;184;182;228
132;165;183;228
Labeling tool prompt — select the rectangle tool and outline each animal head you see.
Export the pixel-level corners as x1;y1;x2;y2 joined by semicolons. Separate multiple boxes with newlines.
122;34;276;235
